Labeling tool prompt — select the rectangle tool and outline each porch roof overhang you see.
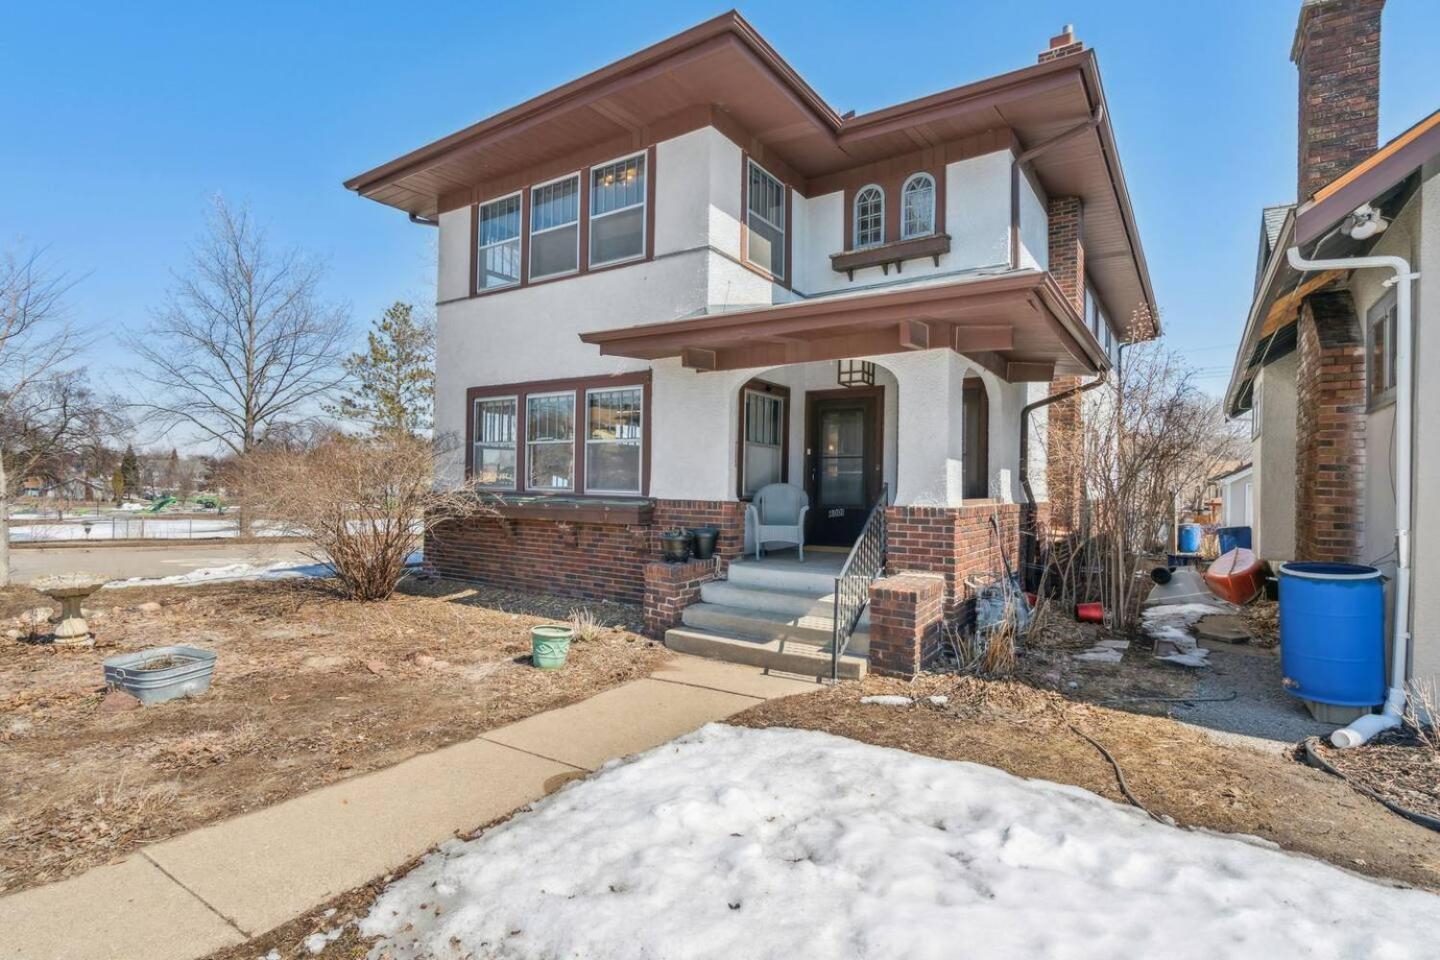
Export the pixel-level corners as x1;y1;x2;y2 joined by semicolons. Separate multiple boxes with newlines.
578;269;1107;380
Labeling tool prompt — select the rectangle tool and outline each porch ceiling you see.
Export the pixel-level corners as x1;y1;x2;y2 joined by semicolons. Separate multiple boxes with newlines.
578;270;1106;380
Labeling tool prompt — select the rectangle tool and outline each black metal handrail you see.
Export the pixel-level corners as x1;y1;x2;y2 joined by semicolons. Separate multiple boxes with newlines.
831;483;889;681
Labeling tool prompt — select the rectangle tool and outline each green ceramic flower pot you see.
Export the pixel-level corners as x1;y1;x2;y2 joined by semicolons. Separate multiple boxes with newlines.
531;624;574;670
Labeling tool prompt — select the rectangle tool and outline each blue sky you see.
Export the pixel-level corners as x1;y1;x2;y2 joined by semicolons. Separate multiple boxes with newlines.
3;1;1437;449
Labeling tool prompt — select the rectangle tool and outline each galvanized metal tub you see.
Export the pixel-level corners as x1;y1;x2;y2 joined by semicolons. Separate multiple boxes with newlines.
103;646;217;705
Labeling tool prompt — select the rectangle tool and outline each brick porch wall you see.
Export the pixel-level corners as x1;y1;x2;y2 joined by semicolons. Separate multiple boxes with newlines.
886;502;1021;617
1294;293;1367;562
425;499;745;605
868;573;946;678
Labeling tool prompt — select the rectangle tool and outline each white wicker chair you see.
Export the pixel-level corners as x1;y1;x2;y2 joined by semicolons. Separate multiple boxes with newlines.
746;483;810;560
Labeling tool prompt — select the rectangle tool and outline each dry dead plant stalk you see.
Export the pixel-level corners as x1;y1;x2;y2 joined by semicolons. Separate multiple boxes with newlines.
1405;679;1440;758
240;433;494;601
568;607;605;643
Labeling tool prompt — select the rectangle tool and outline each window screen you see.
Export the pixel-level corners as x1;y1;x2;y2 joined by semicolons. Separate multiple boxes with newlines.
526;392;575;490
585;386;643;493
477;195;521;290
746;161;785;278
590;155;646;266
530;176;579;279
473;397;517;488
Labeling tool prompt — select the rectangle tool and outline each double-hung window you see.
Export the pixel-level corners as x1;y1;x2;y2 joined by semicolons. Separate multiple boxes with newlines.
854;185;884;249
472;397;517;488
1367;290;1398;408
590;154;646;267
746;161;786;278
901;174;935;239
585;386;643;494
530;174;580;280
477;194;521;290
526;392;576;491
742;389;785;497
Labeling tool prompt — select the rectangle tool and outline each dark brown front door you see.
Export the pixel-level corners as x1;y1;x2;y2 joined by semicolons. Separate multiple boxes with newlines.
805;388;882;547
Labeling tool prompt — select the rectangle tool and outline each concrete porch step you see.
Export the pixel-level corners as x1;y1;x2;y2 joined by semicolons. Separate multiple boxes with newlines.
700;579;837;619
663;627;868;681
726;557;840;596
681;601;870;654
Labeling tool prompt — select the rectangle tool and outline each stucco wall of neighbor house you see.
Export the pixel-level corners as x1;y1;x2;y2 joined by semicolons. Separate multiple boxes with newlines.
1251;351;1298;561
1414;174;1440;691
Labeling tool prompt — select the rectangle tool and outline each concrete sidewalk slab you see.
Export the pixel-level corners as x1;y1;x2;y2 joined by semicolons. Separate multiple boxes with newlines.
145;736;573;936
651;653;822;699
484;677;759;771
0;856;243;960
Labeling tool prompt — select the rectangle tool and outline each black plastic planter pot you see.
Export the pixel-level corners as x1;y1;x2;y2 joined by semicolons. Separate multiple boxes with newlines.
659;532;691;563
689;526;719;560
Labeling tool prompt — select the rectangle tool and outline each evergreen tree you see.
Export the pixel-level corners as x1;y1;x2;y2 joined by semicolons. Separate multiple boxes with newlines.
120;444;141;496
111;465;124;504
325;302;434;437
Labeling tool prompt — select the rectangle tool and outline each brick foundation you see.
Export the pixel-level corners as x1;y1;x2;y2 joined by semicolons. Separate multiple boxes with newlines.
868;573;946;678
1295;293;1366;562
643;558;718;638
425;498;745;605
885;502;1021;617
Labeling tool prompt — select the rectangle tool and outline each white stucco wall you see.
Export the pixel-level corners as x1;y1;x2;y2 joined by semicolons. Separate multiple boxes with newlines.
437;205;472;304
1250;351;1297;561
1017;164;1049;272
1349;186;1432;688
792;149;1016;296
1413;172;1440;691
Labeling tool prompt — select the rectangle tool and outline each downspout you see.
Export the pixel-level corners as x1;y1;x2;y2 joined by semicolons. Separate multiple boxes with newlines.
409;213;439;227
1285;246;1419;748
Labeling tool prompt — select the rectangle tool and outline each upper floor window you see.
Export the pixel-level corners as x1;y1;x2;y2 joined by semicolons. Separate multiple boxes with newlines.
854;185;884;249
746;160;786;278
901;174;935;239
530;174;580;281
1367;290;1398;408
590;153;646;267
478;194;521;291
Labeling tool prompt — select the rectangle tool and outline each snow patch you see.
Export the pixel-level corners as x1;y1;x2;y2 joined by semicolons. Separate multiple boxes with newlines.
361;724;1440;959
859;695;912;707
104;551;422;589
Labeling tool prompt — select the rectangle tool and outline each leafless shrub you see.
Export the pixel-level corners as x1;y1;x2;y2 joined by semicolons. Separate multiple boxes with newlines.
569;608;605;643
1045;340;1243;636
239;433;493;601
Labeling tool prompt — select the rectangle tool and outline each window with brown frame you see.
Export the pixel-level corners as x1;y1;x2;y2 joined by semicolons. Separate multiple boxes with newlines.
467;373;650;497
1367;290;1398;409
737;380;789;498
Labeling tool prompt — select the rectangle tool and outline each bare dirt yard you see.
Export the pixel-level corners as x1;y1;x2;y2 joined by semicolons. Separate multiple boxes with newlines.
0;576;668;895
732;674;1440;891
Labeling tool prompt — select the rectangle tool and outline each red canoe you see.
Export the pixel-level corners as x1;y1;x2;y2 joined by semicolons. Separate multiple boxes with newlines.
1204;548;1265;605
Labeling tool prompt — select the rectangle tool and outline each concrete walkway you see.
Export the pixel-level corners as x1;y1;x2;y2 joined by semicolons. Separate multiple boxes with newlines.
0;656;815;960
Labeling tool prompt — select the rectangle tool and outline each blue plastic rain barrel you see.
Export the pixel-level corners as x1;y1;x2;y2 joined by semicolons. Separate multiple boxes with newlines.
1177;523;1204;554
1278;562;1385;707
1218;526;1253;554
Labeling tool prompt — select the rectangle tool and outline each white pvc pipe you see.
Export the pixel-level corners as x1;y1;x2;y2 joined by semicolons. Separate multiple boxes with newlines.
1286;246;1417;748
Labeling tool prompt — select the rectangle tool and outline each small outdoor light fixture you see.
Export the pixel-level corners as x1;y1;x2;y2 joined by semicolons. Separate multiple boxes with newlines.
837;359;875;388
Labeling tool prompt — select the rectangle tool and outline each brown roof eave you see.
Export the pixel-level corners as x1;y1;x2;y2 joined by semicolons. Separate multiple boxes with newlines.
342;10;840;197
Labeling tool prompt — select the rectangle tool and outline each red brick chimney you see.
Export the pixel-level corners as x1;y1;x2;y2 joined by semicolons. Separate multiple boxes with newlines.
1292;0;1384;200
1038;25;1084;63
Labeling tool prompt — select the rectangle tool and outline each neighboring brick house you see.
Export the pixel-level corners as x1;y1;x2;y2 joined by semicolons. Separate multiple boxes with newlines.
348;13;1158;678
1226;0;1440;693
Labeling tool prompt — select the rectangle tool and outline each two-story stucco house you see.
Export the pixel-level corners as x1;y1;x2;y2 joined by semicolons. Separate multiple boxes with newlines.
346;13;1157;679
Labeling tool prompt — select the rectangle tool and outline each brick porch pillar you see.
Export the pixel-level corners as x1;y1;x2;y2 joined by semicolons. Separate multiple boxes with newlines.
643;558;717;639
867;573;945;678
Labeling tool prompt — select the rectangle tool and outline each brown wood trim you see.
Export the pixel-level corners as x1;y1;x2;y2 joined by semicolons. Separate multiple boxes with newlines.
645;144;657;261
468;203;479;299
830;234;950;277
483;497;655;525
802;385;885;528
1009;159;1020;270
735;378;792;499
465;371;652;498
578;167;592;276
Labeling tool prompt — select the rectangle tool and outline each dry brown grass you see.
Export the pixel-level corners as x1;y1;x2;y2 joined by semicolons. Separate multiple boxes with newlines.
0;575;668;894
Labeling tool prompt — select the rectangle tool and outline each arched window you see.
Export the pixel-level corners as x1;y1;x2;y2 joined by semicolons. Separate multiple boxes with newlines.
853;185;884;249
901;173;936;239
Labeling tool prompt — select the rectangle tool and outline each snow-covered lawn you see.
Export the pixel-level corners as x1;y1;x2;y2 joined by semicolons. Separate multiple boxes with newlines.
104;551;422;588
8;518;292;542
363;725;1439;960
